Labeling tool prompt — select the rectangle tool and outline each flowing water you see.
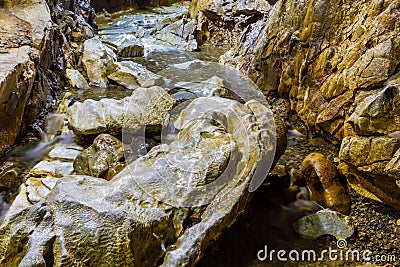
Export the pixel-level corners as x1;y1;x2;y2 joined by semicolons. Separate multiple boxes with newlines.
2;3;398;266
0;0;330;251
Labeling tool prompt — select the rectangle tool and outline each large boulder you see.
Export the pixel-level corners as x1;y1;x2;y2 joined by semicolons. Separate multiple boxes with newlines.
107;61;160;90
0;96;285;266
67;86;176;135
81;37;117;88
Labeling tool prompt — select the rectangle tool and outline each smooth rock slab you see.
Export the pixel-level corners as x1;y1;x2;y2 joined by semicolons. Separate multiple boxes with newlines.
67;86;175;135
48;143;83;161
30;160;74;178
107;61;160;90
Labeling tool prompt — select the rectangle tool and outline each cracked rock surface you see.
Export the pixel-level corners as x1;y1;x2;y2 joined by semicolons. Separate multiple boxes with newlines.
0;95;285;266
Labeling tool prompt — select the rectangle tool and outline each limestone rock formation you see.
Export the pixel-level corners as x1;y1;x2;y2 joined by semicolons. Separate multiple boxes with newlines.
0;96;285;266
67;86;176;135
346;85;400;136
0;46;36;154
0;0;96;155
339;85;400;210
107;61;160;90
81;37;117;87
216;0;400;144
193;0;400;208
189;0;272;48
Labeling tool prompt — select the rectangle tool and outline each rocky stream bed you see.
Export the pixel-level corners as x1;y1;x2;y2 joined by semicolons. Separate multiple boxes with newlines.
0;0;399;266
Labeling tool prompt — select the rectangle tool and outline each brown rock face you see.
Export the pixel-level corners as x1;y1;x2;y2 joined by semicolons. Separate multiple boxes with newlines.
189;0;272;49
194;0;400;209
339;85;400;209
219;0;400;144
0;0;96;155
0;47;36;154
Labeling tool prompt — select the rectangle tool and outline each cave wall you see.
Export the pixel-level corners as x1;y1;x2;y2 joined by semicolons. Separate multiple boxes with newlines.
191;0;400;208
219;0;400;144
0;0;95;155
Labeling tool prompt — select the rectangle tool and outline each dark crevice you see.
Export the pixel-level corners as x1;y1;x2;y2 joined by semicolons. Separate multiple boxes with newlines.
44;237;56;267
267;0;278;5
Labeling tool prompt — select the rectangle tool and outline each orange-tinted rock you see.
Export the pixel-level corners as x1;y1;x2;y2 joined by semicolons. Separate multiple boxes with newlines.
104;162;126;181
300;152;351;215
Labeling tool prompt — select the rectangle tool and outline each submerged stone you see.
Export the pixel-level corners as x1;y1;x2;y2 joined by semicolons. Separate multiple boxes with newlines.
293;210;354;240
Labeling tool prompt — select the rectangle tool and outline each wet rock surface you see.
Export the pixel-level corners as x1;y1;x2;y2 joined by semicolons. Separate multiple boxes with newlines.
339;85;400;210
0;95;282;266
215;0;400;144
293;152;351;215
73;133;124;178
0;0;96;155
67;86;176;135
1;0;399;266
